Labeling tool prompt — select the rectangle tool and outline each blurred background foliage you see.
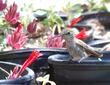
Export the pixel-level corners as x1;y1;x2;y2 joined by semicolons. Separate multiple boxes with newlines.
5;0;110;28
0;0;110;51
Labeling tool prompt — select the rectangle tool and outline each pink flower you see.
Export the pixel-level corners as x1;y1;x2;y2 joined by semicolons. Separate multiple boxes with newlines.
7;24;28;49
27;19;37;33
0;0;7;11
46;35;64;48
5;2;20;25
8;50;43;79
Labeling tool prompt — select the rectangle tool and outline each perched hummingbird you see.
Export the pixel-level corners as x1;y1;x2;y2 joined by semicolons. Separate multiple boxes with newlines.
61;29;103;62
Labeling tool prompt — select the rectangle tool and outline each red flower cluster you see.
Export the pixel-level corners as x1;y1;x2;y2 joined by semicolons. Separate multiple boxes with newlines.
7;24;28;49
0;0;7;11
46;35;64;48
5;2;20;25
8;50;43;79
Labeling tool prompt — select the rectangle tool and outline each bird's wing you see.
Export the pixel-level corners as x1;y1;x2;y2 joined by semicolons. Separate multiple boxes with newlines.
75;38;103;57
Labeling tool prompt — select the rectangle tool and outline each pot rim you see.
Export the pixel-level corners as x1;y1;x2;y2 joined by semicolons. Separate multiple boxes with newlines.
48;51;110;65
0;48;67;55
88;39;110;46
81;11;110;16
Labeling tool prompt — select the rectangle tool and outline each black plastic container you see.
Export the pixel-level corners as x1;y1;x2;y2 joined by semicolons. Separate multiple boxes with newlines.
80;11;110;28
77;11;110;43
0;48;67;79
48;51;110;85
33;10;68;21
0;61;35;85
74;23;92;31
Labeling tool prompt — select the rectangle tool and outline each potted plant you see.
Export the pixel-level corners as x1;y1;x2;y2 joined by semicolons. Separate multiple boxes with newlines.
0;61;35;85
1;1;110;85
0;0;94;80
0;49;43;85
0;50;44;85
78;11;110;46
0;48;68;79
78;0;110;40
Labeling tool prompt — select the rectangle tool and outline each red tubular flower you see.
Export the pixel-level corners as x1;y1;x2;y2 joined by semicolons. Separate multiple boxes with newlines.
27;19;37;33
5;2;20;25
16;50;43;78
0;0;7;11
8;50;43;79
7;23;28;49
67;16;83;28
46;35;64;48
75;29;88;39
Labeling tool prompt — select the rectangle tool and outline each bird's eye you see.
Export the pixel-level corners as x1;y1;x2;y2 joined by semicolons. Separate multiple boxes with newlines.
65;32;70;35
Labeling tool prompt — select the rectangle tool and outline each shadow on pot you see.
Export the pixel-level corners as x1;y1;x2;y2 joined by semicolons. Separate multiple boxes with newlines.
48;51;110;85
0;61;35;85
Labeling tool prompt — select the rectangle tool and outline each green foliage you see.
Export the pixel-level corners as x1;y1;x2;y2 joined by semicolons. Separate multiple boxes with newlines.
43;9;64;28
87;0;109;12
101;0;110;2
62;2;82;19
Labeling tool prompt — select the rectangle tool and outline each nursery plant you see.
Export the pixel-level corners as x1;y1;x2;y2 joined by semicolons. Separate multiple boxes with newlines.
0;0;109;56
0;50;42;85
0;50;42;79
8;50;42;79
0;0;92;51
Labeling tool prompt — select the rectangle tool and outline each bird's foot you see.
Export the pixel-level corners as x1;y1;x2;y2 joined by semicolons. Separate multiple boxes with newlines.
78;56;88;63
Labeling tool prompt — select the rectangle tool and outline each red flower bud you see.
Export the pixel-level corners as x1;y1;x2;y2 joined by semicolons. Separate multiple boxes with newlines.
27;19;37;33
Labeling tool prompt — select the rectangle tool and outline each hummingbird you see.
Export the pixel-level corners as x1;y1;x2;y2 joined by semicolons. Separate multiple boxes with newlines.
61;29;103;62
